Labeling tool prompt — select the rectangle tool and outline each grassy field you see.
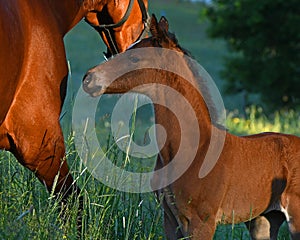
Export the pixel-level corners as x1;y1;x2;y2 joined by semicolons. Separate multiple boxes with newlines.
0;0;298;239
1;107;297;239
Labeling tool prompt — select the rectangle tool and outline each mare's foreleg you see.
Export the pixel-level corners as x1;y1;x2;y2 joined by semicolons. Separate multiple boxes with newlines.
6;121;82;230
153;155;185;239
11;128;79;199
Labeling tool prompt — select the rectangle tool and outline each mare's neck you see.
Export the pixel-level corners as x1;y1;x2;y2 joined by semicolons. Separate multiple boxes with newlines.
46;0;87;35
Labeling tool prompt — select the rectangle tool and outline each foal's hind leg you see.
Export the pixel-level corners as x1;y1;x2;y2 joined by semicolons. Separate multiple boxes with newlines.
265;211;286;239
247;211;286;240
285;194;300;239
247;216;270;240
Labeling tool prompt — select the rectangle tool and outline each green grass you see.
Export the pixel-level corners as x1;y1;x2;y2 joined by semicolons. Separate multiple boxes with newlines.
0;106;296;239
0;134;164;239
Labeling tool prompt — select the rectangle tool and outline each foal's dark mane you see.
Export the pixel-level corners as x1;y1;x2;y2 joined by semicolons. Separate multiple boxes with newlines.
167;31;193;57
166;31;224;128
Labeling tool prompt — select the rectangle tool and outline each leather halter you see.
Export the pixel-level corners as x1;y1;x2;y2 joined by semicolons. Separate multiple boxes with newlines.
86;0;150;58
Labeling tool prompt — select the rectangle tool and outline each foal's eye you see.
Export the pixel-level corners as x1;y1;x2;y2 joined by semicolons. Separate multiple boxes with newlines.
129;56;139;63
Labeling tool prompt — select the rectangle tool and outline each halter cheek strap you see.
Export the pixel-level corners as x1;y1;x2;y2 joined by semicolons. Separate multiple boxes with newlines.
95;0;135;30
135;0;151;42
85;0;150;57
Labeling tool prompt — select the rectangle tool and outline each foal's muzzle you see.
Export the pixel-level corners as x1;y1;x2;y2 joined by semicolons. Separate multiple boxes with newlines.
82;72;104;97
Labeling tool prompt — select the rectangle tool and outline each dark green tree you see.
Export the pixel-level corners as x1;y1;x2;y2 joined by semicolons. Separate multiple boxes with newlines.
203;0;300;110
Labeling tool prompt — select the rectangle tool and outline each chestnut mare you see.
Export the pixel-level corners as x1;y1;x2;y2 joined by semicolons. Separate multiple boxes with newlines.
83;15;300;239
0;0;148;209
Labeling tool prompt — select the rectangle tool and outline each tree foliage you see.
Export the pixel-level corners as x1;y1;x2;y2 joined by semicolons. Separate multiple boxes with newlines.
204;0;300;110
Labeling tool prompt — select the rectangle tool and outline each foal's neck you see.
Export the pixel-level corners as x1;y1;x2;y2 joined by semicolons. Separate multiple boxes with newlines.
154;71;212;154
119;67;213;165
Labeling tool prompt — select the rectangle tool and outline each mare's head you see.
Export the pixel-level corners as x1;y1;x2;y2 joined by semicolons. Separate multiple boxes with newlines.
84;0;149;57
83;14;190;95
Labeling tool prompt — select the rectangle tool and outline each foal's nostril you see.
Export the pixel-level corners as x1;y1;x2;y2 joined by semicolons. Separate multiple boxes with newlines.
83;73;92;86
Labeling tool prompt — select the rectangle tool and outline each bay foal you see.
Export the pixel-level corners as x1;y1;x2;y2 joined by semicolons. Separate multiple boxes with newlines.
83;15;300;239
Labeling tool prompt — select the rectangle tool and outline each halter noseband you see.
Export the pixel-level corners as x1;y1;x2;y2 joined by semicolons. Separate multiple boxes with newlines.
86;0;150;58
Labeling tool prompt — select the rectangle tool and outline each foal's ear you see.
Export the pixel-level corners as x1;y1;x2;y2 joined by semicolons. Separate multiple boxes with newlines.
158;16;169;32
150;14;159;37
150;14;168;41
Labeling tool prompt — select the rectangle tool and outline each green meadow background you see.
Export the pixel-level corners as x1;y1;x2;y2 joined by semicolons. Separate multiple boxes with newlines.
0;0;299;239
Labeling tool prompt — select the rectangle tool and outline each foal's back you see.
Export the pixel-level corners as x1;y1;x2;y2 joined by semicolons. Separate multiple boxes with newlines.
218;131;300;220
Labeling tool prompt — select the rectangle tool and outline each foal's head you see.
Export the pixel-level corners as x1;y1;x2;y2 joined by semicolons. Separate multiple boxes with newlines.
130;14;189;54
83;14;190;95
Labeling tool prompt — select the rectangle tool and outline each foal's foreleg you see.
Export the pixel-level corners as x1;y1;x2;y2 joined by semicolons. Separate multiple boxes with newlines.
162;197;185;240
